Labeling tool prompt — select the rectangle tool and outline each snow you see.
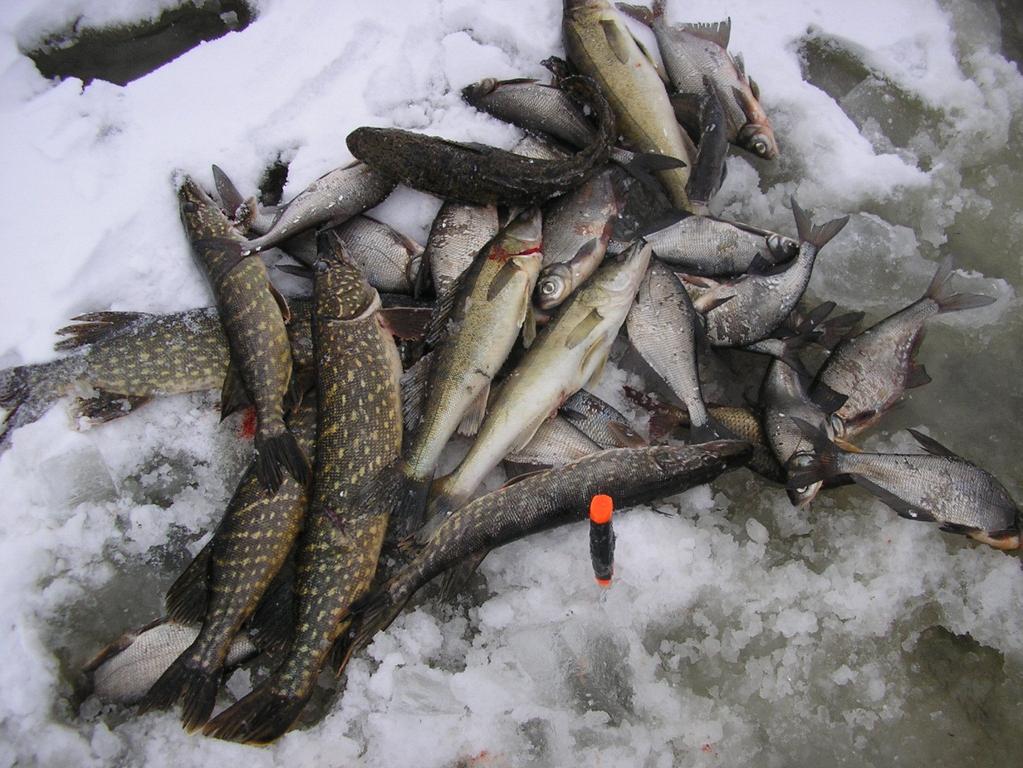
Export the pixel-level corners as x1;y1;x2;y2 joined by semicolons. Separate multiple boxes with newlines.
0;0;1021;766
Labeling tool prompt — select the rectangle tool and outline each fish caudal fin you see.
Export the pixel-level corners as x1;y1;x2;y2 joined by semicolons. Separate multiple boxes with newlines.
255;427;310;494
784;417;842;489
388;470;432;539
925;255;996;313
165;543;211;624
203;681;308;744
791;197;849;251
137;653;221;731
0;362;66;454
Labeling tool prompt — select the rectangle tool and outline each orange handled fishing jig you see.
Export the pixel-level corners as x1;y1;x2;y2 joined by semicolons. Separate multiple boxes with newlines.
589;494;615;587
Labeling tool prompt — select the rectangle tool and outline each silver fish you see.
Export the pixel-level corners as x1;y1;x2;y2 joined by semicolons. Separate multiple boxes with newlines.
506;415;602;467
333;215;424;294
559;389;645;449
424;201;501;297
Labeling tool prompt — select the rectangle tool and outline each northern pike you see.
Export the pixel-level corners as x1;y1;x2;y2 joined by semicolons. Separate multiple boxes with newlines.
635;215;798;276
534;168;623;311
692;198;848;347
617;3;779;159
626;260;719;439
204;233;404;744
240;162;396;255
343;441;752;660
179;177;308;493
423;202;501;297
788;421;1021;551
813;256;995;439
347;76;615;207
429;241;651;518
563;0;695;210
393;210;544;532
137;402;316;729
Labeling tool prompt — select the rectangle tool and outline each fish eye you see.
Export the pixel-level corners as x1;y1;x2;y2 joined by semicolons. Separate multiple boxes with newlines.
753;139;768;156
541;280;559;296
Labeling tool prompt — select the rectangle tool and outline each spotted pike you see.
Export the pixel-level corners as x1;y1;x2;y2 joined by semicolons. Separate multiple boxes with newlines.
394;210;544;533
347;76;614;208
693;198;848;347
564;0;695;210
429;241;651;518
137;402;316;729
534;168;623;311
618;3;779;159
635;215;798;276
423;202;501;297
788;421;1020;551
626;260;719;439
204;233;404;744
813;256;995;439
240;162;396;255
179;177;309;493
343;441;751;660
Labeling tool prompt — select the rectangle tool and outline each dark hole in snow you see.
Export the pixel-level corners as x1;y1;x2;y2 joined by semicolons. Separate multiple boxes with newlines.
23;1;254;87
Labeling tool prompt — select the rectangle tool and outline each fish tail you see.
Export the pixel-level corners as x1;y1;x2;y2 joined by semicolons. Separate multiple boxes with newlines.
791;197;849;251
691;414;740;443
388;468;432;539
615;3;656;25
202;680;308;744
255;425;310;493
340;585;411;674
784;417;842;489
137;652;221;731
925;255;996;313
0;361;68;454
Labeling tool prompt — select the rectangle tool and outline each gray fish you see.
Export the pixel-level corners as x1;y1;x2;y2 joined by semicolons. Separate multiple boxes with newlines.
506;415;602;467
559;388;646;449
813;256;995;439
241;162;396;255
788;421;1021;551
535;168;624;311
333;215;424;294
638;215;798;276
626;260;718;439
617;3;779;159
423;202;501;297
340;441;752;661
692;198;848;347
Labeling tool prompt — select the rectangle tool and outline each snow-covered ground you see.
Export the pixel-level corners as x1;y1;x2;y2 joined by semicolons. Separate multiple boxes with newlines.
0;0;1021;765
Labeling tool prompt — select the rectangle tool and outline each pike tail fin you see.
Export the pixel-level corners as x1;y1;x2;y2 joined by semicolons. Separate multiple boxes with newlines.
791;197;849;251
925;255;996;313
137;652;221;731
255;426;310;494
388;469;432;539
203;680;308;744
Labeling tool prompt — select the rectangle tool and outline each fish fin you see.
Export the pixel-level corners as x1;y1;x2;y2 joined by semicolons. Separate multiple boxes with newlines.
388;470;433;540
600;19;635;65
615;3;654;25
486;259;525;301
783;417;841;488
138;653;222;731
939;521;981;536
457;383;490;438
686;78;729;208
692;288;736;314
648;408;683;441
219;365;250;421
809;381;848;415
565;307;604;349
669;92;703;133
906;428;958;458
212;164;245;219
438;550;488;601
691;414;740;443
749;76;761;100
850;475;936;522
817;310;864;350
522;302;538;349
923;255;996;313
400;351;432;432
342;587;410;676
379;307;432;341
615;150;686;197
245;562;296;653
427;271;469;347
791;197;849;250
254;427;310;493
202;680;308;744
274;262;313;279
266;280;291;323
733;53;746;80
166;542;212;624
905;363;931;389
606;420;648;447
583;344;610;390
678;18;731;48
53;311;151;351
633;33;669;84
511;410;557;454
71;391;150;425
833;437;862;453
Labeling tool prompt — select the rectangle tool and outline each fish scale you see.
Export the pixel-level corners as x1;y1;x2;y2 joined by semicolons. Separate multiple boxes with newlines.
643;216;796;276
203;234;403;744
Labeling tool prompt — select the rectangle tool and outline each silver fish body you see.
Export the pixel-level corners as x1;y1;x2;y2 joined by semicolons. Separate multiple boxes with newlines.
424;202;502;296
462;77;596;148
333;215;423;294
642;215;797;276
506;415;601;467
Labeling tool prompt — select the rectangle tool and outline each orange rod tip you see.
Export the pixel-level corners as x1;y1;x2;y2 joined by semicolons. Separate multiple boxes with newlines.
589;494;613;524
595;578;612;588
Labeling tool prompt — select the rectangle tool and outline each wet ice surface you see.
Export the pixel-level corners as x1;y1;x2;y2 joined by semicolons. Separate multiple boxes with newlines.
0;0;1021;765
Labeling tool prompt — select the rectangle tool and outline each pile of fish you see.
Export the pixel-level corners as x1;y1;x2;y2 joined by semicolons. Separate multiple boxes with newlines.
1;0;1018;747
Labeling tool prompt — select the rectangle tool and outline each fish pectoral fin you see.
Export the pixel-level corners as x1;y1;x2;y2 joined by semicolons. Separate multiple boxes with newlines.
400;352;433;431
905;364;931;389
733;52;747;80
379;307;432;341
692;290;736;314
164;541;212;624
906;428;958;458
565;307;605;349
809;382;848;416
677;18;732;49
457;383;490;437
522;302;538;348
486;258;528;301
266;280;292;323
749;76;761;100
833;436;862;453
71;391;150;425
850;475;936;523
220;364;251;421
600;19;634;65
607;420;648;448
